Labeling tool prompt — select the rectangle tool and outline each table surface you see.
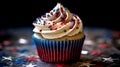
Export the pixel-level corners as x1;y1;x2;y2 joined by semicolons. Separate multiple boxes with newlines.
0;27;120;67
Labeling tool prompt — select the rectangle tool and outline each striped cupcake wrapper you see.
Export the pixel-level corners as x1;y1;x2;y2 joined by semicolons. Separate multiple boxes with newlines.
32;35;85;63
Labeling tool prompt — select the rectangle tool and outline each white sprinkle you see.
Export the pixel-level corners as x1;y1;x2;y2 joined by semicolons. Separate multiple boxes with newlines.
18;38;28;44
81;50;88;54
84;39;95;45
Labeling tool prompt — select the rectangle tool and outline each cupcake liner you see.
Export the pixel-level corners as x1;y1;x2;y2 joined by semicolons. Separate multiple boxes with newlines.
32;35;85;63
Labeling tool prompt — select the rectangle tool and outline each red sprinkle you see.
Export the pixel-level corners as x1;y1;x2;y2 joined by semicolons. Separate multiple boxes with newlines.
50;28;53;30
3;40;12;46
56;11;60;18
40;30;42;32
27;56;38;62
54;28;57;30
64;21;67;25
98;43;109;48
77;22;80;24
9;48;19;52
91;51;103;56
56;64;66;67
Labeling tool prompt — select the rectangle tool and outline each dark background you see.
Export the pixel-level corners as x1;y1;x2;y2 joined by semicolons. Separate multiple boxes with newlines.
0;0;119;31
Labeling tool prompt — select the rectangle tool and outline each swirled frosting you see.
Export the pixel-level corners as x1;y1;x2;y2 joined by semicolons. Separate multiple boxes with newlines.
33;3;83;39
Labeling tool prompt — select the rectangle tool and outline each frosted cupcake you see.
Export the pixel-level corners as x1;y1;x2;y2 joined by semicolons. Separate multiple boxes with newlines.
32;3;85;63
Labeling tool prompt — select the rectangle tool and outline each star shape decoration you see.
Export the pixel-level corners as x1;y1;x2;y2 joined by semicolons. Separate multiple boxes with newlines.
2;56;12;61
23;63;37;67
102;57;119;62
79;62;95;67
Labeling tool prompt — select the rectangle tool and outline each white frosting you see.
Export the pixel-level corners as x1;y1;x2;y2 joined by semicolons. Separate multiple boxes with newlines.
33;3;83;39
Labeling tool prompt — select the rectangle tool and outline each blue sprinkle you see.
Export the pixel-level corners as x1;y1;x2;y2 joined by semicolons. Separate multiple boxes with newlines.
19;49;29;53
13;59;27;64
48;26;51;28
0;53;5;57
47;14;50;17
104;34;112;40
64;14;67;17
70;19;74;22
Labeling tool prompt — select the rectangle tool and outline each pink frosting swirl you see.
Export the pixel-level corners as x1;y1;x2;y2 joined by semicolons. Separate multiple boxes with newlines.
33;3;83;39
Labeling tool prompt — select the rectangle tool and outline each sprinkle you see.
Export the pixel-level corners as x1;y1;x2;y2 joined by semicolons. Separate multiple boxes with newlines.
74;15;77;18
13;59;27;64
77;22;80;24
40;30;42;32
70;19;75;22
98;43;109;48
64;21;67;25
48;26;51;28
91;51;103;56
103;34;112;40
70;26;74;29
48;22;50;24
9;48;19;52
64;30;67;32
53;22;56;25
53;9;56;12
47;14;50;17
3;40;12;46
27;56;38;62
56;11;60;17
50;28;53;30
54;28;57;30
18;38;28;44
19;49;29;53
0;53;5;57
56;64;66;67
81;50;88;55
84;39;95;45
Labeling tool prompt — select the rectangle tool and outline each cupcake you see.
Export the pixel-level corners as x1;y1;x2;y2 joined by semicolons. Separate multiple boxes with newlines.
32;3;85;63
